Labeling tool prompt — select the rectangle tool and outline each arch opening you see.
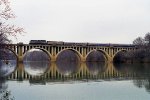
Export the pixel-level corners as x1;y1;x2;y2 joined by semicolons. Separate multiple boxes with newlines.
23;48;50;76
0;48;17;77
56;49;81;62
85;50;107;75
56;49;81;76
113;50;128;63
86;50;107;62
23;48;51;62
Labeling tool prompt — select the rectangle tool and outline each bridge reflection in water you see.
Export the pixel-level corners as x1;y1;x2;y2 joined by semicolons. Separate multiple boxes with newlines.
1;60;150;93
2;61;149;82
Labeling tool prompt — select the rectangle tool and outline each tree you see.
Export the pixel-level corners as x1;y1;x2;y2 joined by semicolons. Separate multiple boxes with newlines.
0;32;11;44
144;32;150;46
133;37;145;46
131;32;150;63
0;0;23;45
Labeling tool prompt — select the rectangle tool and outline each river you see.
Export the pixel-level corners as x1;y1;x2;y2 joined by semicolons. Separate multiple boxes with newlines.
0;61;150;100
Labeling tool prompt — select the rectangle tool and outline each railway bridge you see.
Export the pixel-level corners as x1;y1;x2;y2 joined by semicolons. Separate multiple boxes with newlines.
2;42;137;63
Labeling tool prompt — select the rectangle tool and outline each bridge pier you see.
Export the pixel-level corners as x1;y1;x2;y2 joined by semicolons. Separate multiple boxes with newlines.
17;44;24;63
18;56;23;63
81;57;86;62
51;56;56;62
107;57;113;63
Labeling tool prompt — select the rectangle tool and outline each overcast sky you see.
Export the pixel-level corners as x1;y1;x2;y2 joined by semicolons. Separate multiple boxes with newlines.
10;0;150;44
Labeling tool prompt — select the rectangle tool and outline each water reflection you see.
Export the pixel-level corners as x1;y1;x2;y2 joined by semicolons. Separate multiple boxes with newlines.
86;62;106;75
4;61;150;96
0;78;14;100
23;61;50;76
0;49;17;77
133;78;150;93
114;63;150;93
114;63;150;74
0;60;17;77
56;61;80;76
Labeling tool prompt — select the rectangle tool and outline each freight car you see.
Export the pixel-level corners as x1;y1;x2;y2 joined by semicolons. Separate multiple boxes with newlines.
47;41;64;45
29;40;47;45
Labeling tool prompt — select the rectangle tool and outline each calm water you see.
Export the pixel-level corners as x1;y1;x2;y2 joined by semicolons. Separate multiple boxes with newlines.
1;61;150;100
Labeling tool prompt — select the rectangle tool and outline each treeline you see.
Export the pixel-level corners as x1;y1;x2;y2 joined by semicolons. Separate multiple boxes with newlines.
115;32;150;63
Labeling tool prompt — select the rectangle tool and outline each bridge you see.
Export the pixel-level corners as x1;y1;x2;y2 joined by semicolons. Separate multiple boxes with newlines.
1;41;137;63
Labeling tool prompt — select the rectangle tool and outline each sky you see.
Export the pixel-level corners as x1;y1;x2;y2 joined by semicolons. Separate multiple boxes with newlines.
10;0;150;44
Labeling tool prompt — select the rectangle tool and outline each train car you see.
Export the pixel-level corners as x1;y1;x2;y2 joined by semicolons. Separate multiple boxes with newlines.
47;41;64;45
29;40;47;45
63;42;76;46
75;43;88;46
87;43;110;46
56;41;64;45
63;42;87;46
112;44;136;47
47;41;57;45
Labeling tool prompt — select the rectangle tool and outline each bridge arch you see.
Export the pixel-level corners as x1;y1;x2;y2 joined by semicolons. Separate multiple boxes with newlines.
113;49;128;58
0;47;18;60
23;47;52;61
56;48;82;61
113;49;128;62
85;49;109;62
0;47;18;77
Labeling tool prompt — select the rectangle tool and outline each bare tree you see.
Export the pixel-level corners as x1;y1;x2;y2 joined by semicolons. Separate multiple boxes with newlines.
133;37;145;46
144;32;150;46
130;32;150;63
0;0;24;45
0;33;10;44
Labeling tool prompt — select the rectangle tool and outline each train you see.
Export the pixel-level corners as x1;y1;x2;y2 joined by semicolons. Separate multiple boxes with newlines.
29;40;88;46
29;40;136;47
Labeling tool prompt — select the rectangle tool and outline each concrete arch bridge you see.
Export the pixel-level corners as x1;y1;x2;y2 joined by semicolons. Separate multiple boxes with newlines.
2;42;137;63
